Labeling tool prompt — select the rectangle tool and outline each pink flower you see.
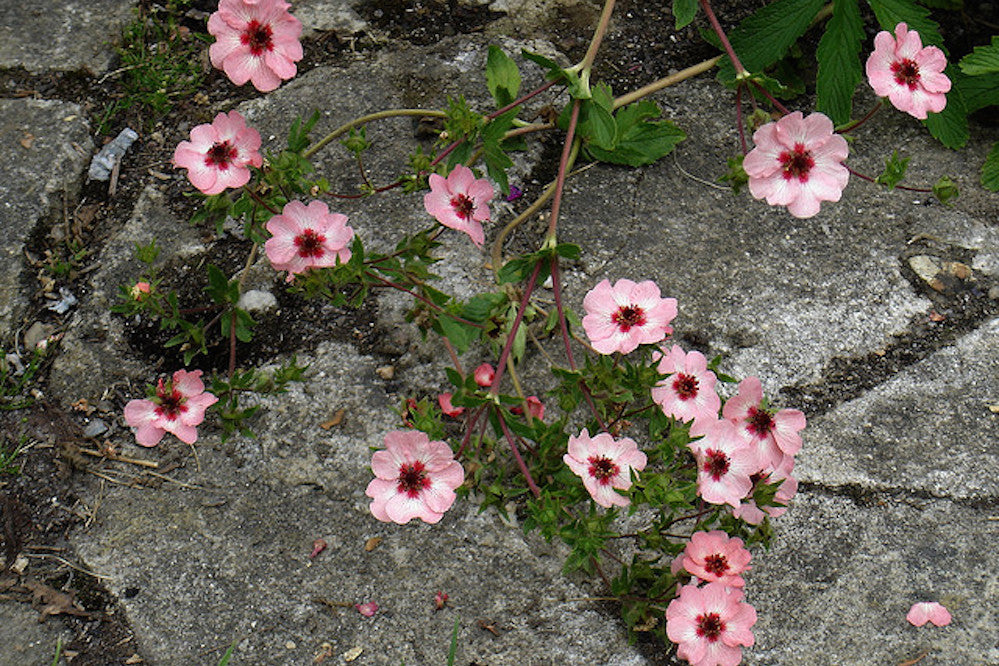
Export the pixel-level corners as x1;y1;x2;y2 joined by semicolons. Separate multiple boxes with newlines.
123;369;219;447
433;590;449;611
866;23;950;120
172;110;263;195
473;363;495;388
365;430;464;525
563;429;647;508
651;346;721;426
511;396;545;421
355;601;379;617
208;0;303;92
732;456;798;525
681;531;752;588
666;582;757;666
906;601;952;627
693;419;759;508
723;376;806;469
424;165;494;247
582;279;678;355
264;200;354;281
743;111;849;218
438;392;464;418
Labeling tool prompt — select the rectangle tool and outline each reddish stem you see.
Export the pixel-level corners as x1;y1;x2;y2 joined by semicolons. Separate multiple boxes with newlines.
489;260;543;395
836;100;882;134
496;406;541;497
845;165;932;192
699;0;749;77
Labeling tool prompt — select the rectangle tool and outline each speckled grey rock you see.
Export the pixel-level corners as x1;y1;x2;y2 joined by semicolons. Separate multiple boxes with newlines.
0;599;72;666
0;98;92;341
0;0;137;74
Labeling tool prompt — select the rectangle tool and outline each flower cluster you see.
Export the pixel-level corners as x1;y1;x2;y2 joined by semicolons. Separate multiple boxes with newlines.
743;23;949;219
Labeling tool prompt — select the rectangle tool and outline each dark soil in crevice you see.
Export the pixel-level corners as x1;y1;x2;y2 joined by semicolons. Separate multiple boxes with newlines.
780;255;998;419
358;0;505;45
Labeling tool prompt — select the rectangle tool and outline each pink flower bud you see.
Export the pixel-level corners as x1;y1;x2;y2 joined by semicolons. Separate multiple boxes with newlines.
433;590;449;611
473;363;495;388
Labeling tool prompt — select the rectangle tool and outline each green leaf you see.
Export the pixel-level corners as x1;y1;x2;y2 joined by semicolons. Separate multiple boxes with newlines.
932;175;959;204
959;36;999;76
875;150;910;188
959;70;999;112
436;314;479;354
866;0;944;51
982;141;999;191
486;45;521;108
586;101;686;167
673;0;697;29
288;110;320;153
520;49;587;98
923;66;968;148
717;0;825;82
586;101;618;150
816;0;864;124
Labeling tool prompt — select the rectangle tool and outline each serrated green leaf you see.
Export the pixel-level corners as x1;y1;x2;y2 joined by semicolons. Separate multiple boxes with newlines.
587;113;686;167
587;102;618;150
923;66;968;148
959;36;999;76
875;150;910;188
716;0;825;82
959;70;999;112
486;46;521;108
980;141;999;191
816;0;864;124
436;314;479;354
867;0;944;51
673;0;697;29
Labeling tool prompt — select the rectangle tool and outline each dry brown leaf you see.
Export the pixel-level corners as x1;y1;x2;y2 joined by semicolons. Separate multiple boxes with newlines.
20;133;34;149
364;537;382;552
124;654;144;664
24;579;97;622
312;642;334;664
319;409;345;430
343;646;363;662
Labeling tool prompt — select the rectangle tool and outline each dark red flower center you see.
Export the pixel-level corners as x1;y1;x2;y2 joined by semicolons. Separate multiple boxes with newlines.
704;553;730;577
397;461;431;497
612;305;646;332
696;612;725;642
891;58;921;90
154;381;186;421
294;229;326;258
703;449;730;481
588;456;620;485
779;143;815;182
241;20;274;56
450;194;476;220
205;141;237;170
673;373;699;400
746;405;775;439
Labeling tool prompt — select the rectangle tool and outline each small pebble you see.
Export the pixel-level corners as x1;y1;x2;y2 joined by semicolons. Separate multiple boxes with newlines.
82;418;109;439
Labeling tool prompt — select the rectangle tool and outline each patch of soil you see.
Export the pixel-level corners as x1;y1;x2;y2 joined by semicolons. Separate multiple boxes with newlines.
358;0;505;45
120;236;381;374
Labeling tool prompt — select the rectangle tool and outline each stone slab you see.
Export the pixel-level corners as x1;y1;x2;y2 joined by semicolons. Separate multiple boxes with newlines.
0;98;92;341
0;598;73;666
0;0;136;75
744;490;999;666
798;317;999;500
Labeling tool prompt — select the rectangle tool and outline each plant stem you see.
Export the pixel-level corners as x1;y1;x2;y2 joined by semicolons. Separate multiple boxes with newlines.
845;165;932;192
365;271;485;328
496;406;541;497
613;56;722;108
578;0;617;73
304;109;447;159
546;100;582;241
699;0;749;77
837;99;883;134
489;261;542;394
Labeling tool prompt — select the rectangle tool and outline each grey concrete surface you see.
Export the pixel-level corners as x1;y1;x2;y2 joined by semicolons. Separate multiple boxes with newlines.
2;3;998;666
0;98;92;341
0;1;136;74
0;598;73;666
